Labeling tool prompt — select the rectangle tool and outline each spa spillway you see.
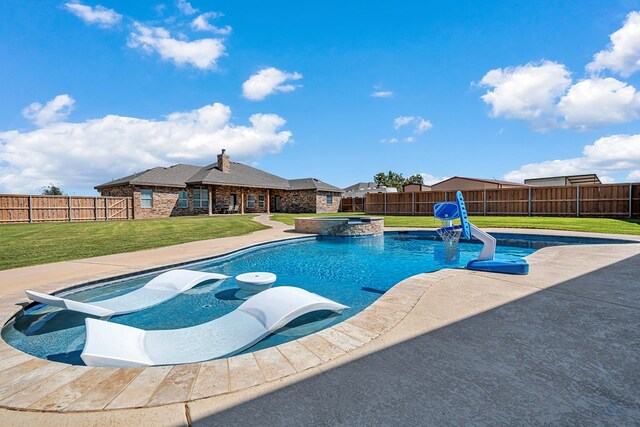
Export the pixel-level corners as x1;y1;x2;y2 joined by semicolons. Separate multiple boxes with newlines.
294;216;384;236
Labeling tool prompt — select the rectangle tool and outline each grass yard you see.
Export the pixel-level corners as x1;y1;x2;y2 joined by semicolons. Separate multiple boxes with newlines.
270;213;640;235
0;215;268;271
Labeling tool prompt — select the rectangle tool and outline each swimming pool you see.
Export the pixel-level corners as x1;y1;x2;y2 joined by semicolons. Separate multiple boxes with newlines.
2;231;632;365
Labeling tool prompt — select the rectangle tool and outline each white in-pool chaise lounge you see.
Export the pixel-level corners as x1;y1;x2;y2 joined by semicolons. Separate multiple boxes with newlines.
25;269;229;318
81;286;349;367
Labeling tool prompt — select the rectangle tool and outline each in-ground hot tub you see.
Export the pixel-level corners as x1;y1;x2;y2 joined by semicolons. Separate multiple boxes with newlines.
295;216;384;236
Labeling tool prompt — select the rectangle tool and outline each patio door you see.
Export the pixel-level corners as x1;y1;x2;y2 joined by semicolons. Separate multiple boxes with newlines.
230;194;238;207
274;196;281;212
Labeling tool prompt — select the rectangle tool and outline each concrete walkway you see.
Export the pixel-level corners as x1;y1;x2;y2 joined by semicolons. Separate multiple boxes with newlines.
0;217;639;426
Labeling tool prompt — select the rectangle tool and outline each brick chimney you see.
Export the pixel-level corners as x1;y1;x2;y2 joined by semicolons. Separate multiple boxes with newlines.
217;149;230;173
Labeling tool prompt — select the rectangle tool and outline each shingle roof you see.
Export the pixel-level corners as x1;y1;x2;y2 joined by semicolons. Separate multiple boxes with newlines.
96;158;343;192
186;162;291;190
95;164;203;189
288;178;343;192
342;182;380;192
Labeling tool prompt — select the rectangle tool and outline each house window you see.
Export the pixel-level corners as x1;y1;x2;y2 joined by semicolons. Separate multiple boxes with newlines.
247;195;255;208
258;195;265;208
193;188;209;208
141;189;153;208
326;194;333;205
178;191;188;208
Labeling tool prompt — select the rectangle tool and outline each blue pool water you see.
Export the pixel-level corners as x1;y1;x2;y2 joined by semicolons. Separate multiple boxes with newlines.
1;232;632;365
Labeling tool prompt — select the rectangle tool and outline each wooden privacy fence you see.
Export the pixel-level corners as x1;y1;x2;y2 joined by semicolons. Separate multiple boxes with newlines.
0;194;134;224
364;183;640;218
339;197;366;213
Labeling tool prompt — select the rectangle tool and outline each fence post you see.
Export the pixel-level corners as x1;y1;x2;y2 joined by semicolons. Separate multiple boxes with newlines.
68;196;72;222
94;197;98;220
126;198;129;219
444;191;447;202
630;183;633;219
483;189;487;216
384;193;387;215
576;186;580;217
28;195;33;223
528;187;532;217
411;192;415;216
105;198;109;221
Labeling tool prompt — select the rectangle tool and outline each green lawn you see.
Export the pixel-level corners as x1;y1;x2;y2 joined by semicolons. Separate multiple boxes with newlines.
270;213;640;235
0;215;268;271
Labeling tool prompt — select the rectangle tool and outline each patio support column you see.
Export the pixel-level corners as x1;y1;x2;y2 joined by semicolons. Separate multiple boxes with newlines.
241;192;245;214
266;189;270;214
208;186;213;216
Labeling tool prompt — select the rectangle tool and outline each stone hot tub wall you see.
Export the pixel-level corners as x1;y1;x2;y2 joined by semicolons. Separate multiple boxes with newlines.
295;217;384;236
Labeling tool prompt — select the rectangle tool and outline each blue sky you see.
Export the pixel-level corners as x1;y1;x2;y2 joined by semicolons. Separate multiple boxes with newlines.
1;0;640;195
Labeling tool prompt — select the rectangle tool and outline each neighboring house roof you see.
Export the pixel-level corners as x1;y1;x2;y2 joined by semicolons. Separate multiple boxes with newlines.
187;162;291;190
342;182;397;197
432;176;528;187
524;174;601;185
95;164;203;189
343;182;379;192
288;178;343;192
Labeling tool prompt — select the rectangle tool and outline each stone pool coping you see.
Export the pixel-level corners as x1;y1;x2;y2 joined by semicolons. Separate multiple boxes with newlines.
0;215;638;416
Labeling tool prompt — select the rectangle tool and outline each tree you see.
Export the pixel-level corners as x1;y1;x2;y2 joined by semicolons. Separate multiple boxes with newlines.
374;171;425;191
374;171;407;191
41;184;65;196
406;174;424;185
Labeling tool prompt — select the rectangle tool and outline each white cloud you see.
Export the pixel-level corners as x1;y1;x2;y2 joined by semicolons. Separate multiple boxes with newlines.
0;101;293;194
628;170;640;181
587;11;640;77
557;77;640;128
128;22;225;70
479;61;571;125
22;95;75;127
177;0;197;15
479;61;640;129
371;91;393;98
380;137;400;144
415;118;433;133
404;137;415;143
191;12;232;35
64;1;122;28
504;134;640;183
393;116;433;133
393;116;415;129
242;68;303;101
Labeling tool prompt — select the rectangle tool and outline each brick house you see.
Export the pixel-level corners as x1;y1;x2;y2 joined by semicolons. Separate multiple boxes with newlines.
95;150;343;219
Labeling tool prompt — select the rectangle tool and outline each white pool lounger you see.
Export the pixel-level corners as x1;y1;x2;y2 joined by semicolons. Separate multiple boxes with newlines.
25;270;229;318
81;286;349;367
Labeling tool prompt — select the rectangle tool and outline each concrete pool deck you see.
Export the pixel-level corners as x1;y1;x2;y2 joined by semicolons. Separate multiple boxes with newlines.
0;215;638;425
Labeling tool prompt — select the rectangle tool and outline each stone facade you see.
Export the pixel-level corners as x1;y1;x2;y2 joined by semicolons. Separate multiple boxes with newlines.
270;189;316;213
213;185;271;214
316;191;341;213
100;185;191;219
100;184;342;218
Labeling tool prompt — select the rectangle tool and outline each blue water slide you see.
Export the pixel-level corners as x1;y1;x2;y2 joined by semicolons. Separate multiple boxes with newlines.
454;191;528;275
